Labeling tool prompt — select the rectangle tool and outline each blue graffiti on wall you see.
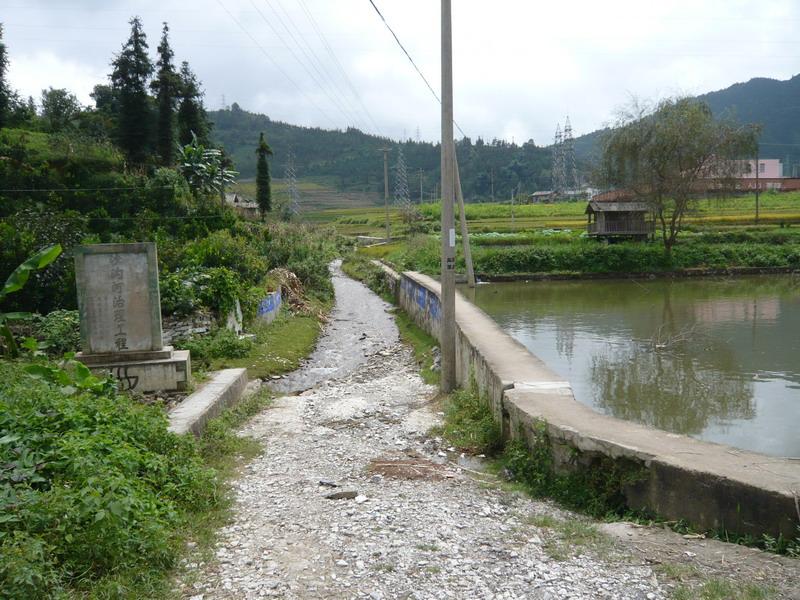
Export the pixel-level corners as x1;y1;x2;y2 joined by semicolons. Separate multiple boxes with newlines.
401;276;441;325
257;290;282;318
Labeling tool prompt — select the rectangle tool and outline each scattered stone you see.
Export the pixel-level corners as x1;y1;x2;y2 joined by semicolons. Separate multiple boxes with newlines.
324;490;358;500
318;479;339;488
175;262;679;600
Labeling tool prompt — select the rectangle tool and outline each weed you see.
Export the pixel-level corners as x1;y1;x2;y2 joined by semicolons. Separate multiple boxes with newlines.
439;379;503;455
203;302;330;379
671;578;776;600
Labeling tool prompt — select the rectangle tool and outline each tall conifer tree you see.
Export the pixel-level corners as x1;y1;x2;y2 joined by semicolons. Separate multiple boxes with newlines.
177;61;208;146
151;22;178;166
256;132;273;217
0;24;10;128
111;17;153;164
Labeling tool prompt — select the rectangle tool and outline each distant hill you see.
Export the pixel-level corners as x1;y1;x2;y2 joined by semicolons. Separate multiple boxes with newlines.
573;73;800;176
209;104;553;202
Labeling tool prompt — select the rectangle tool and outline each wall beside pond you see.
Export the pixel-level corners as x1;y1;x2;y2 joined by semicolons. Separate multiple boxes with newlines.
380;263;800;541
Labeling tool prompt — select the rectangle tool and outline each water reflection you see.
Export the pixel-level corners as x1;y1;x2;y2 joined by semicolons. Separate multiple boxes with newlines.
465;276;800;457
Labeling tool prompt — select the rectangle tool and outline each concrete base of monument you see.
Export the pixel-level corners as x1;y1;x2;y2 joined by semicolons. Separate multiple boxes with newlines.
86;349;192;393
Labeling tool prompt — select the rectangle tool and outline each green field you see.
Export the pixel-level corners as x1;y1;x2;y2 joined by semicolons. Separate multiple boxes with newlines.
233;176;382;213
303;191;800;238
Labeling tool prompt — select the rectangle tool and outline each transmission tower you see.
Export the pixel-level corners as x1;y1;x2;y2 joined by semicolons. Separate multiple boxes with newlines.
552;124;566;193
394;145;411;213
563;116;578;190
284;150;301;217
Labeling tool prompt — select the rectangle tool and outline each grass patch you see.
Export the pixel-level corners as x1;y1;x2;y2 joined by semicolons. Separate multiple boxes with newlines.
528;515;612;561
206;303;330;379
671;579;776;600
434;379;503;455
394;309;438;386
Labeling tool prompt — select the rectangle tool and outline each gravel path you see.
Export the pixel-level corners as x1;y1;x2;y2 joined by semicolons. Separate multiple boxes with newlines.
178;267;797;599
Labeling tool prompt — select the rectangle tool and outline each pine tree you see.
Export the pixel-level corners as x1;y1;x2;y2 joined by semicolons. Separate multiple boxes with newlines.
177;61;209;146
0;24;10;129
151;22;178;166
255;132;273;217
111;17;153;164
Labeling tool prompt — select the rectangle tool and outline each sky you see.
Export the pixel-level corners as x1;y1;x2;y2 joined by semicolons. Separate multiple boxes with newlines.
3;0;799;145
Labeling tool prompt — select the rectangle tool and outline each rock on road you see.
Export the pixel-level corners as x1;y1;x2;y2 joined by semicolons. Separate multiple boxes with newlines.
178;264;674;599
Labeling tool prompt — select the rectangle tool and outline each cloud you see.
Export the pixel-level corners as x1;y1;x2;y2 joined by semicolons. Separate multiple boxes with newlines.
7;51;107;106
3;0;799;142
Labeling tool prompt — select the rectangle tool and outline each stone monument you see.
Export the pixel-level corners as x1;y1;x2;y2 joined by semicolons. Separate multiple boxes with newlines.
74;242;191;393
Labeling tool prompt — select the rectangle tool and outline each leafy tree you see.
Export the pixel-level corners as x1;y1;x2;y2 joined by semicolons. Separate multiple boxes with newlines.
598;97;759;252
40;87;81;133
177;132;237;200
177;61;208;146
151;22;179;166
110;16;153;164
0;23;8;128
255;132;273;216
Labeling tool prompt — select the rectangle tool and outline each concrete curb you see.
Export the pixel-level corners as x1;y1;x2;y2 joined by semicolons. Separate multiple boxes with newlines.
168;368;249;436
380;262;800;539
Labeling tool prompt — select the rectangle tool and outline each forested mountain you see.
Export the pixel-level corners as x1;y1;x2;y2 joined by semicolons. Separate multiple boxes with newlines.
574;73;800;175
209;104;553;202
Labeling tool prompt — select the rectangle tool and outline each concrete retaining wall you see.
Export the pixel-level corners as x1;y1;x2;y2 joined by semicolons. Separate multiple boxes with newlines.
389;267;800;540
162;311;214;345
168;368;248;436
257;289;282;324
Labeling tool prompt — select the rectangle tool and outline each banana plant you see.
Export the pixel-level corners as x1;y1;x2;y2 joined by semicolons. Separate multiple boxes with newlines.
0;244;62;358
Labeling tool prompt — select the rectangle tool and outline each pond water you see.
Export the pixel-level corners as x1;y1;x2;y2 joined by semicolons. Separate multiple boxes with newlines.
462;276;800;457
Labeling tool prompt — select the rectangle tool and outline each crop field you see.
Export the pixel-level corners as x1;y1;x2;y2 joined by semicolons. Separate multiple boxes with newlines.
304;191;800;237
233;177;381;213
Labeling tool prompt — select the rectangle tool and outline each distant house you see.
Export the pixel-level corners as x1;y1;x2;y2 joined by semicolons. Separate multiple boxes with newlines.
737;158;784;179
528;190;556;204
585;199;652;240
224;192;260;220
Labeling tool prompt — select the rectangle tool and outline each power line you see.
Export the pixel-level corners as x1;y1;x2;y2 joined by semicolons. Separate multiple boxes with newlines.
0;186;173;193
295;0;384;136
267;0;376;135
213;0;337;128
249;0;369;132
366;0;467;139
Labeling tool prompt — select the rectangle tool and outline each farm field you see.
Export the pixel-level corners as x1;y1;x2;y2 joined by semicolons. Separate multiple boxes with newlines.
306;191;800;237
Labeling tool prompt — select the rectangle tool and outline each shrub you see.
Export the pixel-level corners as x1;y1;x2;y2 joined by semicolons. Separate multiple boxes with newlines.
175;328;253;366
32;309;81;355
184;229;268;285
159;270;199;317
0;361;218;596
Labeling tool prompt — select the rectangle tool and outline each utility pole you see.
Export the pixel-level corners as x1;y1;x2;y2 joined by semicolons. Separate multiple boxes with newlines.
455;156;476;287
510;187;515;230
490;168;495;202
440;0;456;392
755;150;760;225
381;147;390;241
419;169;424;204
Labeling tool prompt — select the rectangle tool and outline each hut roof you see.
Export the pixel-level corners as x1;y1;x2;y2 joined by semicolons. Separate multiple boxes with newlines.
586;200;649;214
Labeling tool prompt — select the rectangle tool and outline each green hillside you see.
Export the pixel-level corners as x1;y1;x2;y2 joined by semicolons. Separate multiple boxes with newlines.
574;73;800;174
209;104;554;201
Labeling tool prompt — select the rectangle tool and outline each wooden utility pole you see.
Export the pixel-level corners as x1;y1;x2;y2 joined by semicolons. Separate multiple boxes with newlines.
419;169;424;203
490;168;495;202
440;0;456;392
755;150;760;225
455;156;476;287
381;148;391;241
